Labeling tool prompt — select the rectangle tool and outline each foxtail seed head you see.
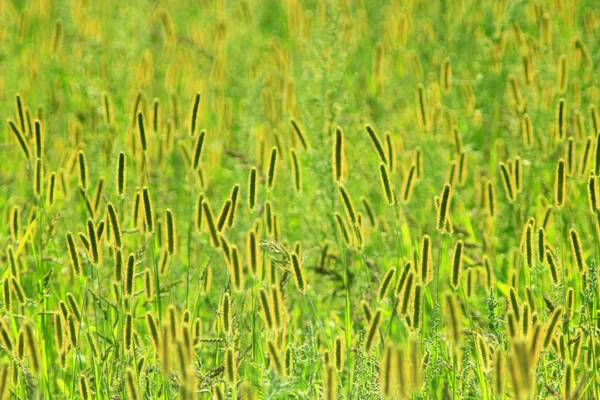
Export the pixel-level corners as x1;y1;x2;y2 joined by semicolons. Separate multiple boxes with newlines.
414;147;423;180
546;248;560;284
436;184;452;231
114;249;123;282
521;114;533;147
595;133;600;175
554;159;566;207
216;200;232;232
125;367;140;400
267;340;283;375
33;158;43;198
361;300;373;322
537;228;546;263
202;201;220;248
229;245;244;291
333;127;344;182
165;209;176;255
514;156;522;193
395;262;412;296
569;228;585;272
271;287;283;328
66;293;81;322
441;57;452;93
566;288;575;321
379;162;395;205
290;118;308;150
290;149;302;193
145;312;159;352
445;292;461;346
419;235;433;284
339;186;357;226
2;281;11;313
450;240;464;290
400;271;415;315
79;374;90;400
144;268;153;301
142;187;155;233
225;347;237;385
221;293;232;334
334;336;344;372
7;119;31;159
228;184;240;228
365;125;387;164
566;137;575;175
589;171;598;212
378;268;395;301
285;346;294;376
102;91;113;125
259;288;273;330
509;288;521;321
365;309;382;353
248;167;257;210
402;164;416;204
291;252;307;294
23;322;41;374
125;253;136;296
412;284;423;331
499;162;515;203
124;313;133;351
66;232;81;276
34;119;43;159
137;111;147;152
380;342;394;398
475;334;491;372
86;219;99;265
106;203;122;249
416;84;430;131
556;54;569;93
556;98;566;140
385;132;395;172
521;219;534;268
267;147;278;190
0;319;14;353
324;362;337;400
486;180;496;217
247;230;258;275
580;137;593;175
543;306;563;349
192;130;206;170
590;104;600;137
521;303;531;337
189;92;201;137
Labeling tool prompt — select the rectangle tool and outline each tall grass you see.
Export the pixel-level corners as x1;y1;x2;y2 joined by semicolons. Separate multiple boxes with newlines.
1;1;600;399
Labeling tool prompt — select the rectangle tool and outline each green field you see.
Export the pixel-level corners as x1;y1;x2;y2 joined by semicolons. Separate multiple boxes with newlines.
1;0;600;399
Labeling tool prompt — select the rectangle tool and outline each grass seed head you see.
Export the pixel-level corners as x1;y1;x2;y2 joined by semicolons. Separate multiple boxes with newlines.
554;159;566;207
419;235;433;284
291;252;307;294
142;187;155;233
267;147;278;190
125;253;136;296
379;162;395;205
378;268;395;301
365;309;382;353
450;240;464;290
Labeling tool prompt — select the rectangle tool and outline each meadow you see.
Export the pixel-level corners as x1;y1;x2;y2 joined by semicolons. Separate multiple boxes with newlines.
1;0;600;398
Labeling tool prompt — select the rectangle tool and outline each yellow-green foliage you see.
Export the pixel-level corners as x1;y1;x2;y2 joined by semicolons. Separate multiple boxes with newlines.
0;2;598;399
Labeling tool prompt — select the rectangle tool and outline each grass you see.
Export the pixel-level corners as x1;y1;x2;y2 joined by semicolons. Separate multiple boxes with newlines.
1;0;600;399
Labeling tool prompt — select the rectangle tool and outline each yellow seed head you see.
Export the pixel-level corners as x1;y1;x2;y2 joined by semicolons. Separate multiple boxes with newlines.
554;159;566;207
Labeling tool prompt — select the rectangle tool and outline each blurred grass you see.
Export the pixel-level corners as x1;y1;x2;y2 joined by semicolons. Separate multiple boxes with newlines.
2;0;600;399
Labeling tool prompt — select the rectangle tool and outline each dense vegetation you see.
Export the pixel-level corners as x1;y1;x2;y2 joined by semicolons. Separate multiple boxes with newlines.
1;0;600;398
